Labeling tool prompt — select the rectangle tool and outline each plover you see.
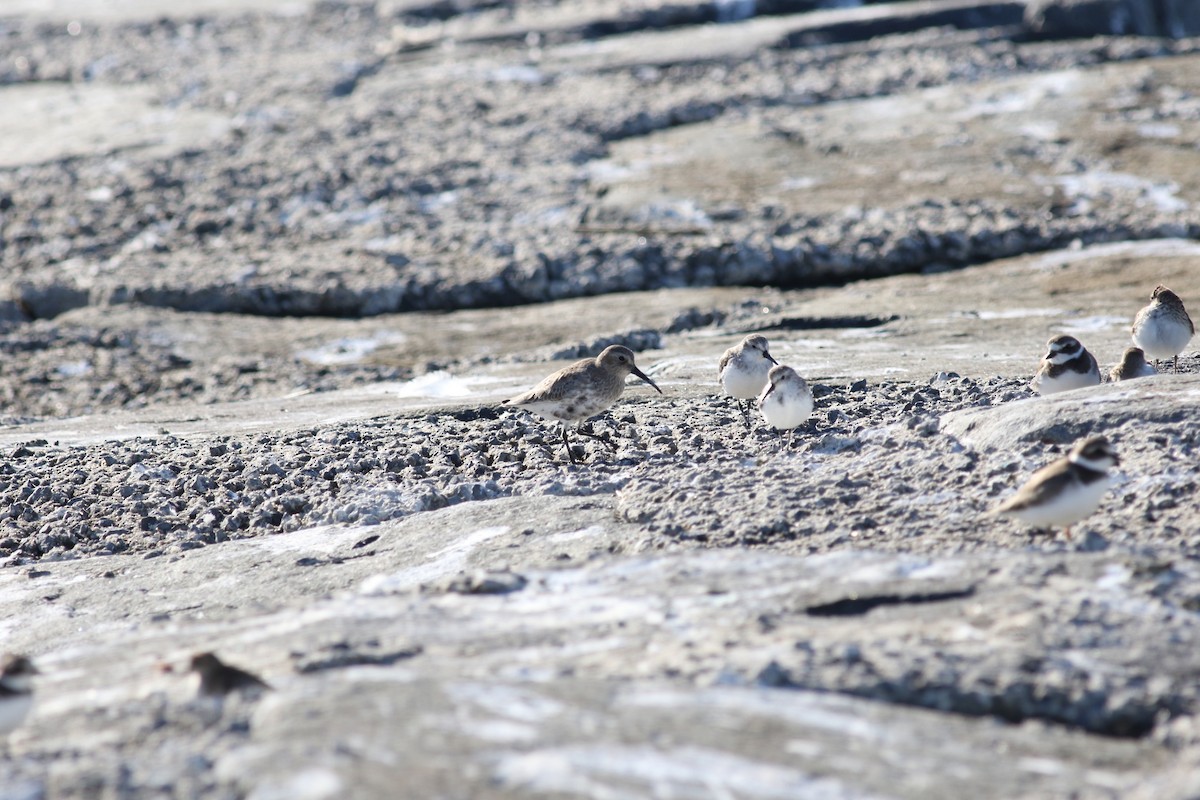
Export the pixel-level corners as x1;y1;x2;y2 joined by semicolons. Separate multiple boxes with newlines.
0;654;37;737
719;334;778;425
758;365;813;442
1030;335;1100;395
502;345;661;465
190;652;270;697
1131;284;1193;372
1109;346;1156;382
988;435;1118;539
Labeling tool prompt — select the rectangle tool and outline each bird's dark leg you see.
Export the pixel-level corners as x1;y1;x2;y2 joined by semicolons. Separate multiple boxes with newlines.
740;399;753;429
1174;354;1180;373
576;422;618;452
561;427;578;465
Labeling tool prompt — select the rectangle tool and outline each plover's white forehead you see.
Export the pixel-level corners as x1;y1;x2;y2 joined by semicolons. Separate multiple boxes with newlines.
1071;453;1116;472
1069;436;1116;469
1047;335;1081;352
1045;336;1084;363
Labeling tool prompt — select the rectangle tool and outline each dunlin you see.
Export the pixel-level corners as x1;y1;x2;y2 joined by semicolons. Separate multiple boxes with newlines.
190;652;270;697
719;334;778;426
0;654;37;737
1108;346;1156;382
758;365;813;443
1131;285;1193;372
988;436;1118;539
503;345;661;465
1030;335;1100;395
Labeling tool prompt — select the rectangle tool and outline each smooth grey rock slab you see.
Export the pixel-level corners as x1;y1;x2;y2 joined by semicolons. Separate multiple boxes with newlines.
221;680;1159;800
0;495;1185;798
0;83;231;170
940;373;1200;450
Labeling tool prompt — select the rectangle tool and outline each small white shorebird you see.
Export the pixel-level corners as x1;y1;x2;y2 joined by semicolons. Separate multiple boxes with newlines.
1030;335;1100;395
758;365;813;443
719;334;778;426
1108;346;1156;382
503;345;662;465
1131;284;1193;373
988;436;1119;539
0;654;38;738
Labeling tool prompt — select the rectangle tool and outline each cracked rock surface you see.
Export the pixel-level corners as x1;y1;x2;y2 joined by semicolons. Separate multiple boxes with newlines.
1;1;1200;798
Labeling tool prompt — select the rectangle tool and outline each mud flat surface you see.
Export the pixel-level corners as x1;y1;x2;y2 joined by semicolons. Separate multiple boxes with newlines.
1;1;1200;798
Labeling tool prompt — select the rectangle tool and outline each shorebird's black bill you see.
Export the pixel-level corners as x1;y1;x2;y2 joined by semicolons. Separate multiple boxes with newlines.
631;366;662;394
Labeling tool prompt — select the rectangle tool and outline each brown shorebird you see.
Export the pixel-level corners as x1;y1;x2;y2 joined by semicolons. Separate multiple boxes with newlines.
1030;335;1100;395
1131;285;1193;373
719;334;778;426
190;652;270;697
503;345;661;465
988;436;1118;540
1108;346;1156;382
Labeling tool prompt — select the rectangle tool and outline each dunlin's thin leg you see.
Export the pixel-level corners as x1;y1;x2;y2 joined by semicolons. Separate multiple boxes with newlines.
561;427;578;465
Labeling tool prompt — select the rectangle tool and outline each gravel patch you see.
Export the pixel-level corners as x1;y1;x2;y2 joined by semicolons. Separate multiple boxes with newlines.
4;363;1196;566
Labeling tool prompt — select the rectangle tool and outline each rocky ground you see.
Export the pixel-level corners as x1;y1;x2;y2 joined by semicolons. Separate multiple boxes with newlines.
1;0;1200;798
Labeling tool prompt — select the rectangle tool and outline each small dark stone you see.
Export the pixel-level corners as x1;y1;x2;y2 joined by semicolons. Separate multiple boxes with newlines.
756;660;791;687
